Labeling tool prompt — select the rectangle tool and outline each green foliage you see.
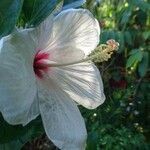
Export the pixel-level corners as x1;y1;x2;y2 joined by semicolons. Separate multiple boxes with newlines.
87;0;150;76
0;0;23;38
126;49;143;68
0;140;23;150
81;79;150;149
138;51;149;77
87;126;148;150
83;0;150;149
0;0;63;37
22;0;63;27
0;115;44;149
0;0;86;37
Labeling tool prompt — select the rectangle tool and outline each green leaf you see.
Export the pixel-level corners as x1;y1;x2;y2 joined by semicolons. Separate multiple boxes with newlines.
87;132;99;150
116;31;125;52
120;8;132;25
63;0;85;9
129;49;139;55
132;0;150;12
100;30;110;43
124;31;132;46
138;52;149;77
126;49;143;68
0;0;23;38
101;30;117;45
108;30;116;40
142;31;150;40
23;0;63;26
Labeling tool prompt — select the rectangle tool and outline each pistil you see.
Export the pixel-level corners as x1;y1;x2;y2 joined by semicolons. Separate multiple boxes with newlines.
45;39;119;67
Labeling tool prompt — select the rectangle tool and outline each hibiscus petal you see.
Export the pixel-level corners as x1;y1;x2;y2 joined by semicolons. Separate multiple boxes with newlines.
0;29;39;125
49;62;105;109
38;80;87;150
31;15;54;50
39;9;100;64
48;46;85;64
52;9;100;55
22;96;39;126
30;1;63;50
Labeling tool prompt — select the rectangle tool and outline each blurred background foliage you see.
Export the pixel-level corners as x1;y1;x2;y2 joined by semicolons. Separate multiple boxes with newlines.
0;0;149;149
83;0;150;149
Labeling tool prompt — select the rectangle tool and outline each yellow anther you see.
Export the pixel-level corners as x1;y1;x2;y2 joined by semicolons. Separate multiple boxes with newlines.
89;39;119;63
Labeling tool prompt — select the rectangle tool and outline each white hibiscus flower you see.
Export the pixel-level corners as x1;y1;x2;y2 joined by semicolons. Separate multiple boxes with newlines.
0;9;105;150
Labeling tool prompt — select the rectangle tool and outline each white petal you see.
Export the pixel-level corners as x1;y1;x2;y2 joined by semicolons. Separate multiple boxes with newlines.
0;29;39;125
48;62;105;109
31;1;63;50
39;9;100;64
22;96;39;126
31;15;54;50
52;9;100;55
32;16;83;65
38;80;87;150
48;46;85;64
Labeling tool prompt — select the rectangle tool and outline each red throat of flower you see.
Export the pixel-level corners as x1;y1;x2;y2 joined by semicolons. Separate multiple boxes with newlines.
33;51;50;78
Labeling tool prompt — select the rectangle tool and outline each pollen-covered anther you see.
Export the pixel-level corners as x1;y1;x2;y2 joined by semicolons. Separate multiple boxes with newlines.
88;39;119;63
106;39;119;51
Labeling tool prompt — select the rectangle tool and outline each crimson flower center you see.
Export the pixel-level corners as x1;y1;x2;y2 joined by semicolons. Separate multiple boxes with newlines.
33;51;50;78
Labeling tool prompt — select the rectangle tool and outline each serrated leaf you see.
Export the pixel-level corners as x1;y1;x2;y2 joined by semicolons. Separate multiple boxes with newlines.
0;0;23;38
120;8;132;25
129;49;139;55
126;56;138;68
142;31;150;40
138;52;149;77
126;50;143;68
